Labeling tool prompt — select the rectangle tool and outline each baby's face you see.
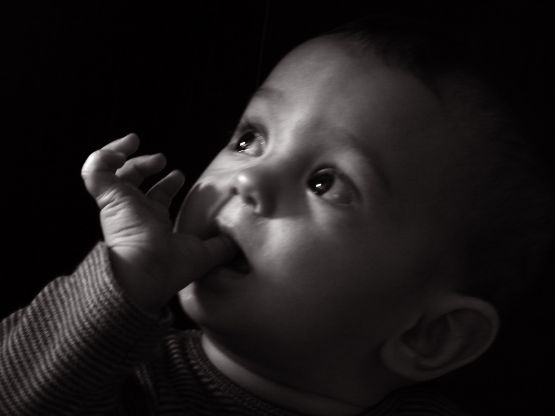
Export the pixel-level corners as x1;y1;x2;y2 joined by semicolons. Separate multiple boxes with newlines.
176;37;461;369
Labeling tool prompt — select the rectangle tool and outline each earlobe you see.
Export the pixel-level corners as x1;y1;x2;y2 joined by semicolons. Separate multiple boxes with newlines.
380;295;499;382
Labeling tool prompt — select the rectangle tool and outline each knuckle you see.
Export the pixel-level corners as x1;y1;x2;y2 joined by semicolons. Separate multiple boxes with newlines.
82;149;104;168
82;149;123;176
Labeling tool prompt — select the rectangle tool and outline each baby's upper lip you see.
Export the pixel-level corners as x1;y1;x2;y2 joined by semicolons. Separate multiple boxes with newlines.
214;220;234;240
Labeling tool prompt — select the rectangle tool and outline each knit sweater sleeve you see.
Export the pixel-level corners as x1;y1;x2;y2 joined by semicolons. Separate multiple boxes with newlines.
0;242;172;416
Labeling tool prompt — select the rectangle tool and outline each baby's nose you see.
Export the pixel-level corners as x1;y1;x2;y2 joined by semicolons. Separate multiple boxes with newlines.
232;167;275;216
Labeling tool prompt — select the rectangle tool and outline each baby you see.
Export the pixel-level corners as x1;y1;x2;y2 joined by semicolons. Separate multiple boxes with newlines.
1;16;552;416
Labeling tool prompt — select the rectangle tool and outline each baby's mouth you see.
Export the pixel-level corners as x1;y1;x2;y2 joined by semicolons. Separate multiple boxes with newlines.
214;228;251;274
204;220;252;275
225;246;251;274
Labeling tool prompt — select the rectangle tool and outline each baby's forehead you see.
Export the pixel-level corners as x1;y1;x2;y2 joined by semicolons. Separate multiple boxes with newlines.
271;35;480;124
256;39;453;148
265;36;385;90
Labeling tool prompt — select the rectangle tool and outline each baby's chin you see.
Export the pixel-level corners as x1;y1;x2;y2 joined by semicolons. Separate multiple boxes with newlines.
176;263;251;330
177;283;231;336
177;284;204;325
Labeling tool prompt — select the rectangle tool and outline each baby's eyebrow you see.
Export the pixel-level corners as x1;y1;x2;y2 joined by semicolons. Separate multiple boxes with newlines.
334;126;392;197
251;86;285;103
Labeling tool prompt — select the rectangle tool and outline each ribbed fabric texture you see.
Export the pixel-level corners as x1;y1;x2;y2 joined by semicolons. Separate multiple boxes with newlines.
0;243;470;416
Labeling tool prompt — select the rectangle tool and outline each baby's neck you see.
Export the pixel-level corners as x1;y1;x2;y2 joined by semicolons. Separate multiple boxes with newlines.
201;333;365;416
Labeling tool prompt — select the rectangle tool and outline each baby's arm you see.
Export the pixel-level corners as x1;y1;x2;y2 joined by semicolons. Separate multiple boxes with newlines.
0;134;237;415
0;242;169;415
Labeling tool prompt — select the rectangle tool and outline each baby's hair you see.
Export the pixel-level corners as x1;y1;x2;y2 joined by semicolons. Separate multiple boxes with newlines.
326;15;555;318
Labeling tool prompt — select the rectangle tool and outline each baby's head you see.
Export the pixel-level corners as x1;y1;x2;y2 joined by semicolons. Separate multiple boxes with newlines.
175;16;554;408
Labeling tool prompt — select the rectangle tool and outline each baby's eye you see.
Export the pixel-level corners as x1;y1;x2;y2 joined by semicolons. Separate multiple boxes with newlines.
232;130;265;157
307;168;354;205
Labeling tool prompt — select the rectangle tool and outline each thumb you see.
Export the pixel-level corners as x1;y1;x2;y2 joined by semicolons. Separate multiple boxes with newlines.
174;233;241;284
200;234;241;271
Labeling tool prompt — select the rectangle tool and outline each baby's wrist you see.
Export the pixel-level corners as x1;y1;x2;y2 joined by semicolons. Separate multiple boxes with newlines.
108;248;168;318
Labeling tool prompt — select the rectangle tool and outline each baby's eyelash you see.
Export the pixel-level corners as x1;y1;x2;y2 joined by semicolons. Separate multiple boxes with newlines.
230;120;262;143
234;119;261;137
229;119;266;156
225;120;254;146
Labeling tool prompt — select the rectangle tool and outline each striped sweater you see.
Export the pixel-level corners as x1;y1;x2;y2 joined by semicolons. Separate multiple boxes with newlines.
0;243;470;415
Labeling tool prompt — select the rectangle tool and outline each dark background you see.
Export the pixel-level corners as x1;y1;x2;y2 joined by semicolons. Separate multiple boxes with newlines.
1;1;553;414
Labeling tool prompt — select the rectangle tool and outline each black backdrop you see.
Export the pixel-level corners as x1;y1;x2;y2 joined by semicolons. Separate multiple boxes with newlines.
2;1;554;414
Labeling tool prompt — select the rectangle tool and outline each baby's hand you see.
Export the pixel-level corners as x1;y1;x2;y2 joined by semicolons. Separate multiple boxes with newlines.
81;133;238;315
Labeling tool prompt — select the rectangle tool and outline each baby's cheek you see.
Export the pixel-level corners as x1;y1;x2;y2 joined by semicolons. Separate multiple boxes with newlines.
175;182;228;237
203;152;242;176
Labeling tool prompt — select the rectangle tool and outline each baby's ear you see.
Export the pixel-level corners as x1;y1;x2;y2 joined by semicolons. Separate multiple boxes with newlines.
380;294;499;382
